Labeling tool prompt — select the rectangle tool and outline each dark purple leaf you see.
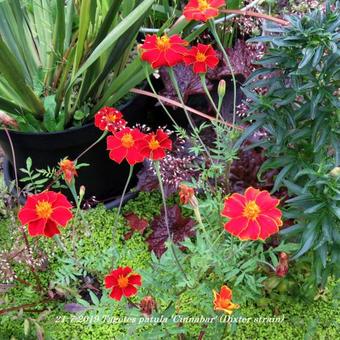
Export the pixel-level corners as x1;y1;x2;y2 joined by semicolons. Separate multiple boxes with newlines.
64;303;89;313
210;40;264;80
124;213;149;240
160;64;214;103
147;205;196;258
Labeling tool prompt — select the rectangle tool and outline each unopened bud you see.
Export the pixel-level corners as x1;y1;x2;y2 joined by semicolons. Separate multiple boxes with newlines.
79;185;86;199
330;167;340;177
140;296;157;316
275;252;289;278
218;79;226;99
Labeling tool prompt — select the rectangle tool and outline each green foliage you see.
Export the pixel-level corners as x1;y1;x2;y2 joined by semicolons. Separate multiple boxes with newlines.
0;195;339;339
0;0;155;131
244;4;340;287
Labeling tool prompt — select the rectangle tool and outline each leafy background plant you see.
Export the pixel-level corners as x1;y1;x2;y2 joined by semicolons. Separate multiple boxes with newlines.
0;0;156;131
242;3;340;287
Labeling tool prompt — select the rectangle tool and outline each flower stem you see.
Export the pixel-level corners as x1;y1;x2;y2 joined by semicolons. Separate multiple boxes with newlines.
193;207;212;246
167;67;212;160
154;161;190;284
112;165;134;263
54;235;74;260
143;65;178;127
209;230;225;252
68;182;81;257
209;20;237;129
199;74;224;121
75;130;108;162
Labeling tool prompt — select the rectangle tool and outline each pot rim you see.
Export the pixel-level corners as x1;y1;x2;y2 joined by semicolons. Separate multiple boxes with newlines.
0;93;136;137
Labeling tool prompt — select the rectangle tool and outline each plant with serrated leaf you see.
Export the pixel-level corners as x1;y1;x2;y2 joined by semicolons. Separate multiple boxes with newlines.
242;4;340;287
20;157;64;193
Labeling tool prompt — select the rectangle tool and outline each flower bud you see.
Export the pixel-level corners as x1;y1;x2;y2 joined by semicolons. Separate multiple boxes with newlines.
275;252;289;278
218;79;226;99
139;296;157;316
79;185;86;199
179;184;198;208
330;167;340;177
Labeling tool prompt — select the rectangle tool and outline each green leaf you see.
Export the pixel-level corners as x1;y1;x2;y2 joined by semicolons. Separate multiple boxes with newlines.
72;0;92;77
24;319;30;336
283;180;305;195
69;0;155;85
298;48;315;69
227;0;242;9
304;202;326;214
26;157;32;172
279;223;304;236
0;36;44;115
89;290;100;306
292;223;317;260
43;96;57;132
271;164;293;193
315;243;328;268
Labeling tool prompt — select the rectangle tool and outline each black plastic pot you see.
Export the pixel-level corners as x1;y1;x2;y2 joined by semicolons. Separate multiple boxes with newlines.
0;93;183;204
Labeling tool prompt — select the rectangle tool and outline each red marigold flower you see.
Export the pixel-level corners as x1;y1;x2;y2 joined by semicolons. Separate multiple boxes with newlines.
18;191;73;238
94;107;127;132
183;43;219;73
221;187;283;241
140;34;188;69
139;129;172;161
275;252;289;277
213;285;239;315
105;266;142;301
183;0;225;22
59;158;78;184
107;127;146;165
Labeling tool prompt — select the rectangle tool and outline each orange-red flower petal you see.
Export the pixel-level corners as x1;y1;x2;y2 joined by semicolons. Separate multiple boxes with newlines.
18;191;73;238
183;43;219;73
59;158;78;184
221;187;282;241
183;0;225;22
107;128;146;165
94;107;127;132
213;285;239;315
104;266;142;301
138;129;172;160
140;34;188;69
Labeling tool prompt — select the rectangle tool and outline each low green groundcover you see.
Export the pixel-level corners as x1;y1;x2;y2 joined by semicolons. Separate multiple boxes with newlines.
1;192;339;339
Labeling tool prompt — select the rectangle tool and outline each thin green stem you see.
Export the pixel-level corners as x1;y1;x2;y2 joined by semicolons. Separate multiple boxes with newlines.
209;230;225;252
68;182;81;257
193;207;212;246
75;131;107;162
199;74;223;121
143;65;178;127
154;161;190;284
112;165;134;263
167;67;212;160
54;235;78;264
209;20;237;129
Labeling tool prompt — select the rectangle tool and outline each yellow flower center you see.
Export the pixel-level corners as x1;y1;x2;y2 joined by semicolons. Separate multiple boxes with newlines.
198;0;210;11
243;201;260;220
196;52;207;62
148;136;160;150
35;201;53;219
107;113;117;122
156;35;171;50
117;275;129;288
121;133;135;148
